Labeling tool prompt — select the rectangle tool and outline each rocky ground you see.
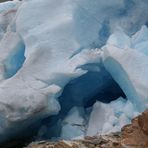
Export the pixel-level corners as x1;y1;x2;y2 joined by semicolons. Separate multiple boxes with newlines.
121;109;148;148
25;109;148;148
26;133;121;148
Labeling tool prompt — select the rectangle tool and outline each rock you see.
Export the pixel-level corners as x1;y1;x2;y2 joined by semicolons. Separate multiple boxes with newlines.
138;109;148;134
121;110;148;148
26;133;121;148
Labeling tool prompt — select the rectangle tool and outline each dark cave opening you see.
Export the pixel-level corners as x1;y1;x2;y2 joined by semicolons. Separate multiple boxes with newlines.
37;64;126;140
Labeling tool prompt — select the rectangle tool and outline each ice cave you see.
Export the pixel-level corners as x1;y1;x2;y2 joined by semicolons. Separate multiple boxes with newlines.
0;0;148;147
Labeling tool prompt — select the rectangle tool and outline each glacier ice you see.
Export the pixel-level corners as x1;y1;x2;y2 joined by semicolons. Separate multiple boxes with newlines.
60;107;85;140
87;97;139;136
103;45;148;111
0;0;148;145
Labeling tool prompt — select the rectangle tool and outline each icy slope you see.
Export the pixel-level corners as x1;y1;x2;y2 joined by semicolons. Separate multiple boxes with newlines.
103;45;148;111
0;0;148;145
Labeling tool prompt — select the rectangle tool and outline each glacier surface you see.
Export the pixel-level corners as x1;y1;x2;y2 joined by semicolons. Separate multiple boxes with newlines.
0;0;148;145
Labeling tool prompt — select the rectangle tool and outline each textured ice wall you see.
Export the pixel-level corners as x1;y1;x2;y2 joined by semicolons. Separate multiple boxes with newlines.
0;0;148;144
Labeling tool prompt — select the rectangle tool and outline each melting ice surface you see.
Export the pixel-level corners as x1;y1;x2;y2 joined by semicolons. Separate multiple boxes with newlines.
0;0;148;145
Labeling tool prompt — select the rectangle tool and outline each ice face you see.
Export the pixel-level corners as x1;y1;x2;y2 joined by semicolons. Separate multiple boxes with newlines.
60;107;85;140
0;0;148;145
103;25;148;111
103;45;148;111
87;97;139;136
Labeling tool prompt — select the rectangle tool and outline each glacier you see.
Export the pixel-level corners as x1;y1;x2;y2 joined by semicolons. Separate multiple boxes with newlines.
0;0;148;146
